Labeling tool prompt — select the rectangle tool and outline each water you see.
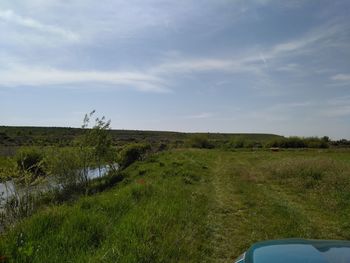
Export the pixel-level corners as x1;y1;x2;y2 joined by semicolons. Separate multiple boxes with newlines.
0;164;118;205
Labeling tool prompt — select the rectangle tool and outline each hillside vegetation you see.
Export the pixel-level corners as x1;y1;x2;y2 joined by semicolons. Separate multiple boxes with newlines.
0;126;282;147
1;149;350;262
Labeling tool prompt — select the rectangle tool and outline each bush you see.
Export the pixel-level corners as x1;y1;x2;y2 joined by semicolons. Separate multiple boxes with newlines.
15;148;45;176
304;137;329;148
266;137;305;148
266;136;330;149
331;139;350;147
188;134;212;149
119;143;151;169
45;147;84;190
158;143;168;151
229;138;245;148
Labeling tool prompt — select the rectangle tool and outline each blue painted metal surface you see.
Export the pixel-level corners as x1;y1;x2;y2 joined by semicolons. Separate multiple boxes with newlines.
235;239;350;263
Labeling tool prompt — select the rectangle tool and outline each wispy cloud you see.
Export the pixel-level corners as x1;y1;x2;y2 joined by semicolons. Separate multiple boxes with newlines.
0;9;79;41
150;20;347;80
252;0;306;8
322;96;350;117
332;74;350;81
152;57;261;75
183;112;213;119
330;74;350;87
275;63;300;72
0;18;346;95
0;65;168;93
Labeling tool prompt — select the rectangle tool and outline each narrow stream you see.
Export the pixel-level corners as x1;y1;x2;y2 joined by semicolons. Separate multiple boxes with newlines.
0;164;118;206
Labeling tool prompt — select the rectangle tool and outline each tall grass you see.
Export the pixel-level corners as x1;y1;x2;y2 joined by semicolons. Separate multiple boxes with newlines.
0;150;213;262
265;156;350;210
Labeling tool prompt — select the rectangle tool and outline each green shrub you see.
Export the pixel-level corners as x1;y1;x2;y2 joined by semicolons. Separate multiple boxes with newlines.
119;143;151;169
15;148;44;176
266;136;329;149
44;148;83;189
331;139;350;147
158;143;168;151
304;137;329;148
188;134;212;149
225;136;262;149
229;138;245;148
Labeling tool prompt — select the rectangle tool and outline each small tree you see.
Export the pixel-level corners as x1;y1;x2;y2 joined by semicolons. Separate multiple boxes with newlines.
79;111;115;180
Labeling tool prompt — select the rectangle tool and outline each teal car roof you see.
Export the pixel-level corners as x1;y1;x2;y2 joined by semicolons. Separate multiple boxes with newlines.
245;239;350;263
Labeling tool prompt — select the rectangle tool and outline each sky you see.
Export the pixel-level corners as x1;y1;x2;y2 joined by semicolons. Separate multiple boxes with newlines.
0;0;349;139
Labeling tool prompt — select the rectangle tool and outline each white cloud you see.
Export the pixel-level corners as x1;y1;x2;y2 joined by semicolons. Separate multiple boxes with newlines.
0;9;79;41
184;112;213;119
309;97;350;117
0;65;168;93
252;0;315;10
151;54;265;77
266;23;344;59
330;74;350;87
150;20;346;77
322;105;350;117
275;63;299;72
0;17;346;95
332;74;350;81
0;6;348;97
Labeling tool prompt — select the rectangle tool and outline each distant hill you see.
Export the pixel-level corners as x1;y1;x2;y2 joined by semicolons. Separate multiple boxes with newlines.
0;126;283;147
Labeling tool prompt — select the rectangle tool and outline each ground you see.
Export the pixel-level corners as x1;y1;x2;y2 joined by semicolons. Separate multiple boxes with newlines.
1;149;350;262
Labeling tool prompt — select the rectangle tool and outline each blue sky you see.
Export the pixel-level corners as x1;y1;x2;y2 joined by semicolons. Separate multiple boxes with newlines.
0;0;349;139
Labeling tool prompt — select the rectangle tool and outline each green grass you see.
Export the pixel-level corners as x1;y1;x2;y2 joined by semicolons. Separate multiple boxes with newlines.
1;149;350;262
0;156;15;181
0;150;214;262
0;157;13;168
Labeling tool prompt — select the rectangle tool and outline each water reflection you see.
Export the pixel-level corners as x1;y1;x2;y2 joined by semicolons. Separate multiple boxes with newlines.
0;164;118;204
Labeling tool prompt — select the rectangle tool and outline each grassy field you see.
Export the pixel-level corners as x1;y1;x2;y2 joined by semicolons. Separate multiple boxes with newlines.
1;149;350;262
